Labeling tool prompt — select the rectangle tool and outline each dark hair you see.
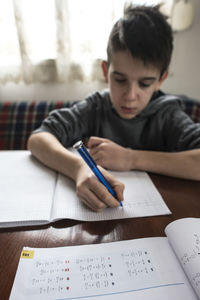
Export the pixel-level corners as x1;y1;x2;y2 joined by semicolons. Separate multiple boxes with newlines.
107;5;173;76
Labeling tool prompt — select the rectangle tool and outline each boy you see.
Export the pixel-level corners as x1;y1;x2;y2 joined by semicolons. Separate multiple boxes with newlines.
28;5;200;212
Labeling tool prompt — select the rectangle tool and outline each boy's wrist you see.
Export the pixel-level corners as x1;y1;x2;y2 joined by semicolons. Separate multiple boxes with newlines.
128;149;140;170
70;156;86;181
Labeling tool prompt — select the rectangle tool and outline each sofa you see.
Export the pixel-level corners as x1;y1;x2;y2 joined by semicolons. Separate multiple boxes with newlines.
0;96;200;150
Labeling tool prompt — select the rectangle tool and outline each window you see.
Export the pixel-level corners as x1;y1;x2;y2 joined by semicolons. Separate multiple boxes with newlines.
0;0;172;84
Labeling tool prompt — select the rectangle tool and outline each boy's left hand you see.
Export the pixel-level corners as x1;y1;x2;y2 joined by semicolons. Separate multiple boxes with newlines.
87;136;132;171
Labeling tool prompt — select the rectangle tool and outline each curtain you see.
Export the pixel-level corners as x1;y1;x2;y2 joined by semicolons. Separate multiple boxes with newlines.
0;0;127;84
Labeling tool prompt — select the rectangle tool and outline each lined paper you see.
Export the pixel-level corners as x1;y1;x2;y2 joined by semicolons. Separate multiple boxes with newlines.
51;171;171;222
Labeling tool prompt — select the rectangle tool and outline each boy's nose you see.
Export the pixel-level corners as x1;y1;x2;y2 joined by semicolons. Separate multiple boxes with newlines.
125;83;138;101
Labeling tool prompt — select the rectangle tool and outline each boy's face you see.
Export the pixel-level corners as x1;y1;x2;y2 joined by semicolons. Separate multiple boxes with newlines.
102;50;167;119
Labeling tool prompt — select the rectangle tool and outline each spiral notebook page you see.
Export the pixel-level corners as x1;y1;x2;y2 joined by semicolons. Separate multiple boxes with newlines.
51;171;171;222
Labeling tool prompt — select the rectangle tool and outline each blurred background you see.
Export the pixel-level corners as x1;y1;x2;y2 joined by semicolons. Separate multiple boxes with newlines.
0;0;199;102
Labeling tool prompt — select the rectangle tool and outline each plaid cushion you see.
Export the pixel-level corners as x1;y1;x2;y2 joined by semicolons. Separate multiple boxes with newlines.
0;98;200;150
0;101;72;150
181;97;200;123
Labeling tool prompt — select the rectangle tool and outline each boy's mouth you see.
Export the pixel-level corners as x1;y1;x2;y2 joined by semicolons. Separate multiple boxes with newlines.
121;106;137;115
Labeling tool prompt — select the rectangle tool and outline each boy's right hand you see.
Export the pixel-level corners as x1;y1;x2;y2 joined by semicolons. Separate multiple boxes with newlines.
75;163;124;212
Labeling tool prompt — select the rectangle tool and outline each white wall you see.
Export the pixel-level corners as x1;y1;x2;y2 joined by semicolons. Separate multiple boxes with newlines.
162;0;200;99
0;0;199;102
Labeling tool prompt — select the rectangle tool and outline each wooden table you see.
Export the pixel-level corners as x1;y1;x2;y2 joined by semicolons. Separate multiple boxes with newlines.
1;173;200;300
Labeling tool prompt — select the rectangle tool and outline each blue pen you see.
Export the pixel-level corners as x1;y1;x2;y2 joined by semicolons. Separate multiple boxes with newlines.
73;140;123;207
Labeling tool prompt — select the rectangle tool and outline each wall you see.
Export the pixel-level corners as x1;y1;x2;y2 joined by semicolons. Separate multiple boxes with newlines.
0;0;199;102
162;0;200;99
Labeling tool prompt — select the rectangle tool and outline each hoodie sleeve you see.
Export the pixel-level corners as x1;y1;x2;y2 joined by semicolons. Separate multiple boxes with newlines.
33;94;98;147
32;91;111;148
163;107;200;151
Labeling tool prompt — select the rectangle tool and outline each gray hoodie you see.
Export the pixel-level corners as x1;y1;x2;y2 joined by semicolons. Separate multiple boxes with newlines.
35;90;200;151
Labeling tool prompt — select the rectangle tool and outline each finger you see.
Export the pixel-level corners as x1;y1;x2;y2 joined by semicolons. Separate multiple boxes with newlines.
87;136;106;148
88;145;105;165
77;186;107;212
99;167;125;202
89;146;99;157
113;183;125;202
91;179;121;208
89;149;104;165
93;157;107;169
81;196;106;212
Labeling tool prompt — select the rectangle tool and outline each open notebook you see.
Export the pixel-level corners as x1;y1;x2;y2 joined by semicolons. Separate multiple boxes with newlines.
9;218;200;300
0;151;171;228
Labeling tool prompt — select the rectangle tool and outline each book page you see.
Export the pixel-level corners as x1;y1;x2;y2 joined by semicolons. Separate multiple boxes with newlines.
0;151;56;227
9;237;197;300
165;218;200;299
51;171;171;222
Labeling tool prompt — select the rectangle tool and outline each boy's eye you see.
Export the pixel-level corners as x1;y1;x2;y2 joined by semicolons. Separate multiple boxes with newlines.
139;82;151;88
114;78;126;84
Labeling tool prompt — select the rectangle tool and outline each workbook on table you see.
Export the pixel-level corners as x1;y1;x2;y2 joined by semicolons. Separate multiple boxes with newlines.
0;151;171;228
9;218;200;300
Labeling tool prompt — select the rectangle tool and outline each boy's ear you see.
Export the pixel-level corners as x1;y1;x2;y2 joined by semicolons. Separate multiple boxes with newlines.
160;71;168;83
101;60;108;83
156;71;168;90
